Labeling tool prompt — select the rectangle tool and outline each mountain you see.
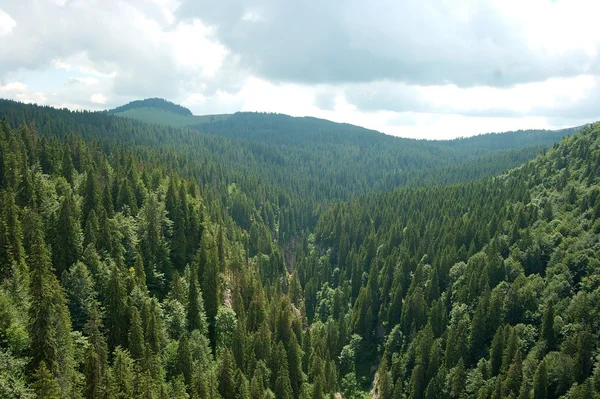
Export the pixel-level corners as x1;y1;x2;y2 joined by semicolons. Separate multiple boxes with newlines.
0;99;574;240
0;99;598;399
108;98;194;116
108;97;229;127
312;122;600;397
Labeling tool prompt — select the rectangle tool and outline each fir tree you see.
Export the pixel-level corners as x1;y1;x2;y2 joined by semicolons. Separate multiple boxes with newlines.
33;361;60;399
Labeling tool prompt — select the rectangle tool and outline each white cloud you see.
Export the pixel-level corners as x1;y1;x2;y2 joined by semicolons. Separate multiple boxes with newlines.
0;0;598;138
0;9;15;35
0;81;47;104
90;93;107;104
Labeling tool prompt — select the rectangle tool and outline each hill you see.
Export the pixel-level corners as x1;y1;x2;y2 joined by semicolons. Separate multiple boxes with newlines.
108;98;229;127
0;99;574;242
108;97;194;116
0;99;599;398
310;122;600;397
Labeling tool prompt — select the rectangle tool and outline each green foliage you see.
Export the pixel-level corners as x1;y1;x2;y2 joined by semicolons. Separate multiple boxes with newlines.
215;306;238;349
0;99;597;399
33;361;60;399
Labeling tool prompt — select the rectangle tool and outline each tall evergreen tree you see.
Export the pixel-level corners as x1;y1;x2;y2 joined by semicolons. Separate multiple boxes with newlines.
25;211;75;395
83;303;108;399
52;191;83;276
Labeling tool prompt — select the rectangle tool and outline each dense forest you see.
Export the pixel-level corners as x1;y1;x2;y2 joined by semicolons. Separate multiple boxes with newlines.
0;99;598;398
0;99;574;242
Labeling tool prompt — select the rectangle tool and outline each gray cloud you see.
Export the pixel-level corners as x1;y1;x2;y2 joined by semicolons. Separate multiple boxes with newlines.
176;0;600;88
0;0;598;132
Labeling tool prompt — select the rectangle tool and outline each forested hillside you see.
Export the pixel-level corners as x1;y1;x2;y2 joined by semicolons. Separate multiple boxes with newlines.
0;116;297;398
108;98;194;116
0;99;597;399
0;99;573;243
310;122;600;398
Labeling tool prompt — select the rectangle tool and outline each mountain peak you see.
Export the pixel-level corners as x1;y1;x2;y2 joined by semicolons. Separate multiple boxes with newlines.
108;98;192;116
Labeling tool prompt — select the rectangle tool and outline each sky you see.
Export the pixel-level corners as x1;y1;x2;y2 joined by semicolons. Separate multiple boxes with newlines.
0;0;599;139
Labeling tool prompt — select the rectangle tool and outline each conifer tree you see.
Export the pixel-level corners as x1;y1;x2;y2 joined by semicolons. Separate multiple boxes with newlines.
33;361;61;399
61;145;75;184
503;350;522;397
533;360;548;399
541;301;556;351
187;263;207;334
235;369;251;399
63;261;96;331
83;168;99;222
26;210;75;394
198;230;219;347
106;261;127;351
128;306;145;361
218;348;237;399
175;333;193;386
83;303;108;399
110;347;135;399
52;191;83;275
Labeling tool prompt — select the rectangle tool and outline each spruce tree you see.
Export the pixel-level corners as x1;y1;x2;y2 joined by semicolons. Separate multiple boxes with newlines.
187;263;207;334
198;230;219;348
533;360;548;399
83;303;108;399
218;348;237;399
128;306;145;361
26;210;74;394
175;333;193;386
106;261;127;351
541;301;555;351
110;347;134;399
52;191;83;276
33;361;61;399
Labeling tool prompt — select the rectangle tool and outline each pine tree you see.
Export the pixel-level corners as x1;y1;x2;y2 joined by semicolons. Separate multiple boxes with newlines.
218;348;237;399
502;327;518;374
146;298;165;354
175;333;193;386
61;145;75;184
287;333;303;398
490;326;505;376
83;209;99;248
33;361;61;399
128;306;145;361
541;301;555;351
26;210;74;394
83;169;99;222
198;230;219;348
450;358;466;399
533;360;548;399
106;261;127;351
110;347;134;399
575;329;593;384
502;350;522;397
379;358;394;399
235;369;251;399
0;190;27;303
187;263;207;334
83;303;108;399
52;191;83;275
63;261;96;331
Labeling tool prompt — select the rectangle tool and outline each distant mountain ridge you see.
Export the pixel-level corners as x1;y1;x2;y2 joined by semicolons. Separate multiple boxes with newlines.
108;97;193;116
110;98;581;145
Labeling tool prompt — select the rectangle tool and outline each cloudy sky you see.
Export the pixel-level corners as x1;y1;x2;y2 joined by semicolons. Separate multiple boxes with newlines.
0;0;599;139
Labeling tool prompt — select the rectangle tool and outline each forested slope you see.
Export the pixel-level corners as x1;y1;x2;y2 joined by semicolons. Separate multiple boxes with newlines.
0;99;596;399
308;122;600;398
0;117;301;398
0;99;572;242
